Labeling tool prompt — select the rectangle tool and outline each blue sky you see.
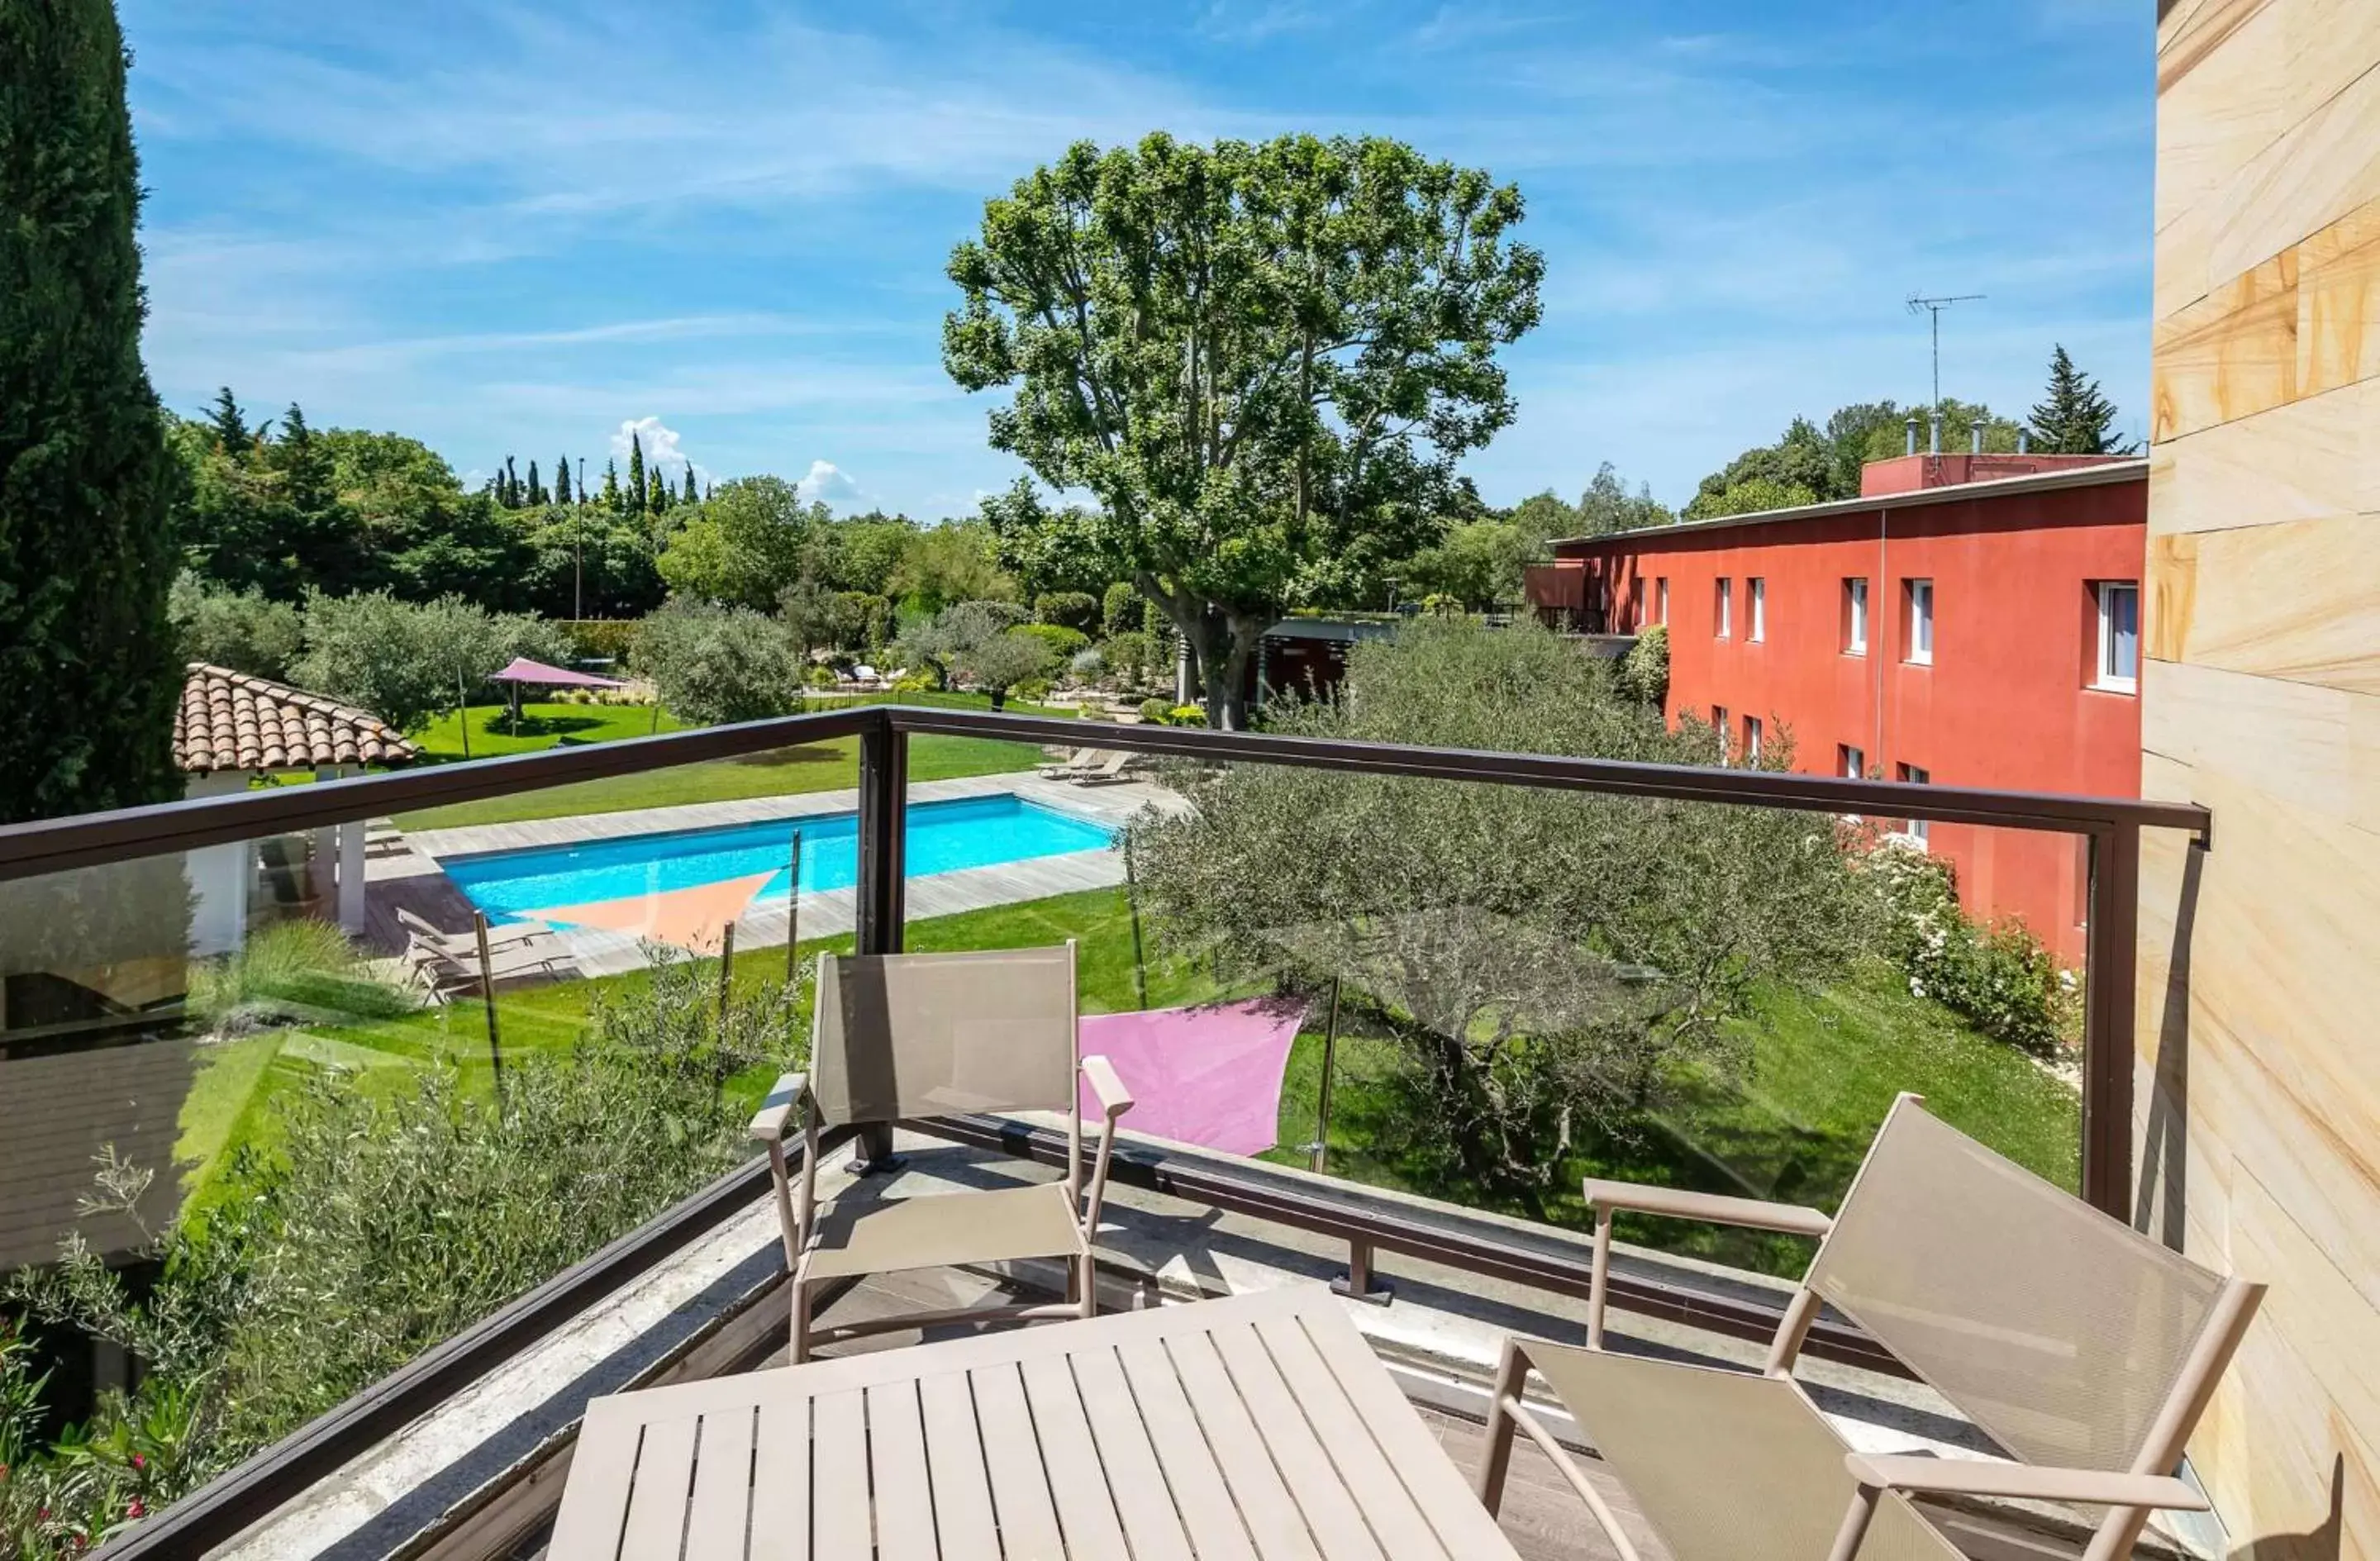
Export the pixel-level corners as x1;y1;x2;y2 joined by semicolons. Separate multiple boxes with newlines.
121;0;2155;516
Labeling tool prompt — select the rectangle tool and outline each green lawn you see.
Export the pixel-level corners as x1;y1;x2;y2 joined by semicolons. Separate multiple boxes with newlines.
178;886;2078;1278
393;692;1062;831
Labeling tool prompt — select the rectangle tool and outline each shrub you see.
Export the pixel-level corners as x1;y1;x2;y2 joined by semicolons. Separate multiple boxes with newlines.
1616;623;1668;707
1;957;801;1554
1166;704;1204;726
188;921;417;1036
293;592;568;735
1101;581;1141;635
1032;591;1101;633
892;673;937;693
629;599;804;725
1864;839;2070;1054
1138;697;1173;725
1014;677;1054;703
1101;630;1154;685
953;628;1055;709
559;618;640;665
1015;622;1088;659
1068;647;1104;680
169;573;303;681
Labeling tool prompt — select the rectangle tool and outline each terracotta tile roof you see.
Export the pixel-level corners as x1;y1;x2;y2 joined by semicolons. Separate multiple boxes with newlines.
174;663;421;774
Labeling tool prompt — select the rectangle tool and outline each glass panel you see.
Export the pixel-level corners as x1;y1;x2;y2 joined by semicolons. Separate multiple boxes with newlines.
898;650;2086;1285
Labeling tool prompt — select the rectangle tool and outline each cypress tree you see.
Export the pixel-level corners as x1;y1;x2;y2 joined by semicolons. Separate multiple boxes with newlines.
206;384;250;453
601;457;622;512
0;0;183;821
526;458;544;506
682;465;697;504
2027;345;2127;454
627;432;647;513
650;476;670;516
555;453;573;505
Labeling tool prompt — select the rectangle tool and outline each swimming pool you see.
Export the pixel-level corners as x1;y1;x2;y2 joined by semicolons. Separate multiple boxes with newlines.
439;793;1116;922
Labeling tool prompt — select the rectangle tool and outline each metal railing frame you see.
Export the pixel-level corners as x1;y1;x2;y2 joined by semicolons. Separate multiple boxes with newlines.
0;703;2206;1559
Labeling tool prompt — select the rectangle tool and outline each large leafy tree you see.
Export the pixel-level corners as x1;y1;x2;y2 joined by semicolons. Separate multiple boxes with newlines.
1568;462;1673;537
655;475;822;610
0;0;183;821
2028;345;2130;454
945;132;1545;727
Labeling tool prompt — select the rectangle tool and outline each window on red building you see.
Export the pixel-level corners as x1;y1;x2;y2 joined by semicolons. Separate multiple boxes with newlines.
2095;581;2140;692
1629;577;1644;627
1897;761;1930;846
1840;743;1864;778
1715;577;1732;639
1749;578;1766;642
1656;578;1669;625
1844;578;1869;654
1743;714;1763;763
1905;578;1935;665
1711;706;1730;759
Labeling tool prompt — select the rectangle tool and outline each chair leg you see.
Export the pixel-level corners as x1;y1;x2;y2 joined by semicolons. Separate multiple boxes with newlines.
1077;1254;1097;1320
1477;1338;1530;1515
1825;1482;1883;1561
790;1277;813;1365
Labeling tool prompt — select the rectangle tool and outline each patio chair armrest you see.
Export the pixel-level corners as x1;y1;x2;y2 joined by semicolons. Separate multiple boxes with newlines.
1844;1454;2211;1511
749;1072;810;1144
1080;1054;1135;1119
1580;1178;1833;1237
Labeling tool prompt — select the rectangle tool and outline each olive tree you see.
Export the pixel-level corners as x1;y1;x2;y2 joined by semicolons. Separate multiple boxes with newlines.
1125;618;1874;1209
630;598;804;725
945;132;1544;728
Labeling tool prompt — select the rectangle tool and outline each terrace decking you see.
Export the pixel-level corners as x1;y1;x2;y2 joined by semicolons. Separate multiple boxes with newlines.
364;772;1181;980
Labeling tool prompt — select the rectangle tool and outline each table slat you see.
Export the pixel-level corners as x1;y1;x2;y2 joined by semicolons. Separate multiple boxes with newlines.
918;1371;1002;1561
1115;1340;1262;1561
618;1416;699;1559
1069;1345;1197;1561
1248;1316;1443;1561
547;1409;642;1559
812;1389;872;1559
749;1400;812;1561
869;1381;939;1561
1020;1353;1132;1561
1164;1332;1326;1561
972;1363;1067;1560
1208;1322;1388;1561
684;1407;756;1561
1290;1309;1524;1559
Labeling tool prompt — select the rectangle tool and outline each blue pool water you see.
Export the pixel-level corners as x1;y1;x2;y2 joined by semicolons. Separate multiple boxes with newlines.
440;794;1116;921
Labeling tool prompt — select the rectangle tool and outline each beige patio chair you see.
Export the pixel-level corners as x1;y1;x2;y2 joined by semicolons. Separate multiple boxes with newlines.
1068;749;1140;786
747;943;1135;1362
396;905;540;959
1038;745;1104;778
1477;1094;2263;1561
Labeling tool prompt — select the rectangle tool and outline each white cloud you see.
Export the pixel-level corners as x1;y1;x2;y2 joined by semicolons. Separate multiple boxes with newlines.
796;459;868;508
609;416;710;488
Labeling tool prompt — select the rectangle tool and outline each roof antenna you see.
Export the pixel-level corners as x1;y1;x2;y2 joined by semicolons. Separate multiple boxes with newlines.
1905;292;1986;411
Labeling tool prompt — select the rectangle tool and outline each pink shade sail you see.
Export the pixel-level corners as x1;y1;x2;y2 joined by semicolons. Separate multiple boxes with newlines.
522;872;772;950
1077;997;1308;1157
490;656;627;689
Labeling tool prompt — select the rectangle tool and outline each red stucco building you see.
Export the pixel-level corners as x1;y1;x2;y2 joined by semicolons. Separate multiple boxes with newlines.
1526;457;2147;961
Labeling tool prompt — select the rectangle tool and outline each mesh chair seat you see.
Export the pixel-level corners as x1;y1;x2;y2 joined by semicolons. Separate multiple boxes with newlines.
799;1182;1089;1283
1528;1344;1964;1561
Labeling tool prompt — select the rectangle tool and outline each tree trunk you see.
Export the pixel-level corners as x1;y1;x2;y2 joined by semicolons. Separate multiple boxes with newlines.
1218;614;1265;731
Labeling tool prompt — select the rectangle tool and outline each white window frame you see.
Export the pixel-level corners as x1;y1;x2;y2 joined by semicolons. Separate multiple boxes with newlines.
1846;578;1868;655
1749;578;1766;642
1656;578;1669;626
1715;577;1732;639
1906;578;1934;665
2096;581;2140;692
1841;744;1864;779
1898;762;1930;847
1744;715;1763;763
1630;577;1645;627
1711;707;1730;760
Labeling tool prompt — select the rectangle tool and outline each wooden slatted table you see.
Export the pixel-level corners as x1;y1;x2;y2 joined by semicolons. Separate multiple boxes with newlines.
552;1284;1524;1559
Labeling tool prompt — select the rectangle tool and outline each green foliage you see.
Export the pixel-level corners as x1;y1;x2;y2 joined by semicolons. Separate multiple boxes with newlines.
893;600;1031;686
888;520;1016;613
1569;463;1674;536
1399;520;1530;610
629;598;804;725
1100;580;1141;636
0;0;183;823
1014;622;1088;659
1688;475;1818;519
169;573;303;680
1099;630;1156;685
1126;617;1874;1205
656;476;824;611
1137;697;1177;726
292;592;565;735
559;618;640;664
947;131;1544;727
187;921;417;1036
2027;345;2132;454
520;505;666;620
1864;842;2073;1055
1616;623;1668;707
1031;591;1100;632
954;628;1056;707
0;960;796;1553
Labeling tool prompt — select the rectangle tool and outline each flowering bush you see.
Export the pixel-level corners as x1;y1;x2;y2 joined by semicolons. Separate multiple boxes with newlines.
1863;838;2072;1055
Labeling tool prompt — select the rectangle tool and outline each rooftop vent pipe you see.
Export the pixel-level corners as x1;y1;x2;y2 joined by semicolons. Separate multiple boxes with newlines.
1972;421;1985;454
1905;416;1919;456
2017;427;2030;454
1929;412;1942;454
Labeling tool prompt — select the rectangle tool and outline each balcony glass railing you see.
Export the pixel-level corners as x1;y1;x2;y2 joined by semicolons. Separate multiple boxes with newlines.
0;704;2202;1556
